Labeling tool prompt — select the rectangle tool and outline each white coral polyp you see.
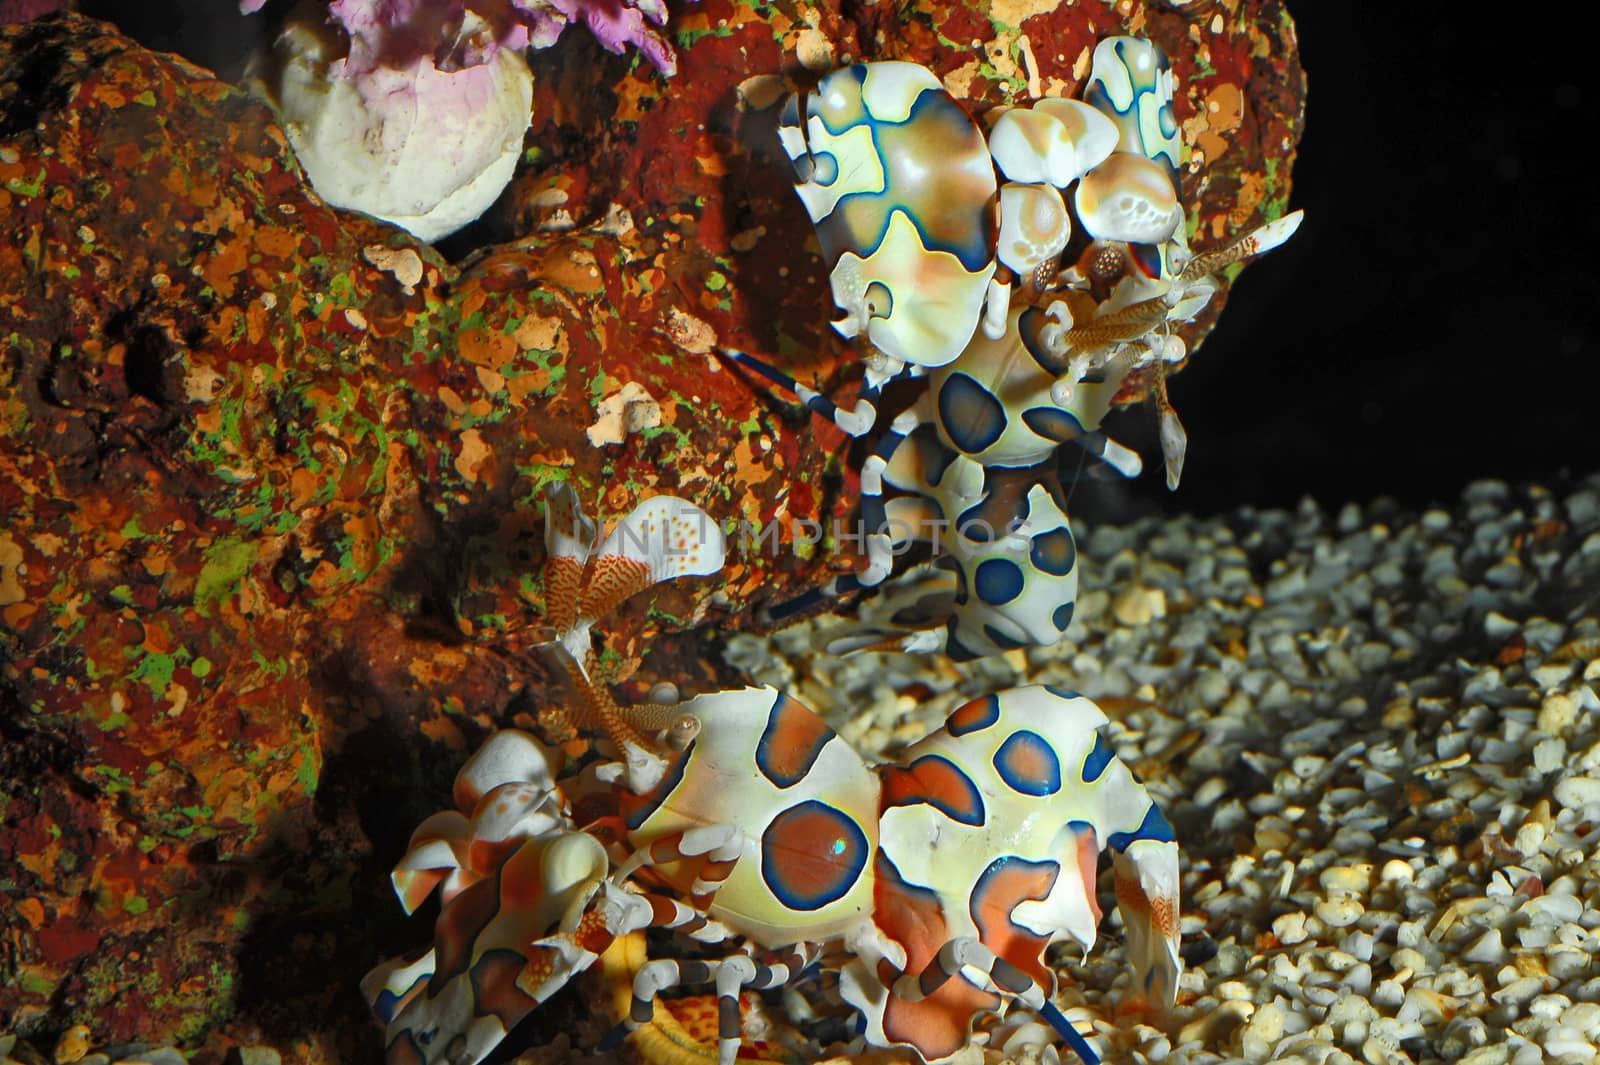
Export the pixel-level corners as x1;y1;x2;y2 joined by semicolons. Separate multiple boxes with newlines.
268;12;533;243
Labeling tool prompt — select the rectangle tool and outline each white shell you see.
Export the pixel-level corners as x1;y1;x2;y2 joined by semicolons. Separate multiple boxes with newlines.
267;13;533;243
1073;152;1182;244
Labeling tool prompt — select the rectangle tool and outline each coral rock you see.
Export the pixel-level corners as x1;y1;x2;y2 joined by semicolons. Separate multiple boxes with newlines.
0;0;1302;1058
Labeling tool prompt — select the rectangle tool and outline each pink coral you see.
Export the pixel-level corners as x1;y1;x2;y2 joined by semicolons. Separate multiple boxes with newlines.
543;0;678;75
239;0;684;75
0;0;70;20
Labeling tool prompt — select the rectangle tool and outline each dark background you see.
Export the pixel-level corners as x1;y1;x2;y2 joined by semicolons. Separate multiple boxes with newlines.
71;0;1600;517
1115;3;1598;517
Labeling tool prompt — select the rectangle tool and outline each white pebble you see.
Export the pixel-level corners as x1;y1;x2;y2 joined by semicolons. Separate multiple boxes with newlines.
1494;976;1554;1006
1321;864;1373;896
1194;775;1229;806
1463;929;1509;965
1523;894;1584;923
1484;611;1520;638
1398;987;1456;1025
1442;1018;1490;1058
1563;1003;1600;1038
1550;946;1592;980
1532;993;1575;1021
1541;692;1580;734
1320;949;1359;973
1518;924;1554;949
1316;897;1365;928
1372;979;1405;1009
1327;994;1378;1028
1379;859;1416;884
1515;819;1547;857
1533;662;1578;689
1217;980;1256;1002
1361;1036;1410;1065
1274;912;1311;945
1390;947;1427;974
1241;1001;1287;1060
1534;737;1568;774
1552;776;1600;811
1341;931;1375;961
1542;1027;1596;1061
1341;963;1373;996
1513;1040;1546;1065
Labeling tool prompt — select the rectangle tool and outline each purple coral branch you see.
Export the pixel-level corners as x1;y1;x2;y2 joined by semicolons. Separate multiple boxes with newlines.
237;0;688;75
0;0;70;18
541;0;678;75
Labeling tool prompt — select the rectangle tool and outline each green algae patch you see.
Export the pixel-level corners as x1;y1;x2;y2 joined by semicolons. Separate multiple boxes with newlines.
130;650;178;699
194;537;256;616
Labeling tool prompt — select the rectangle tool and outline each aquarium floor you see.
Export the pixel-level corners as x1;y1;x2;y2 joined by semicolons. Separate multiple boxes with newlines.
723;472;1600;1065
8;474;1599;1065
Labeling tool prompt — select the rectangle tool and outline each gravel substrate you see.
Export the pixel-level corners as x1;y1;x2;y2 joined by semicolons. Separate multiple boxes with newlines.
726;473;1600;1065
10;476;1596;1065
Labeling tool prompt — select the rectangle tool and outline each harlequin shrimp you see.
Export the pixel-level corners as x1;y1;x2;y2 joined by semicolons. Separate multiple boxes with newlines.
733;36;1300;655
748;35;1296;442
603;683;1181;1065
774;61;998;392
360;486;728;1062
748;296;1149;659
593;931;807;1065
538;481;726;790
365;476;1182;1064
763;49;1151;374
991;36;1301;489
366;681;1180;1065
361;729;616;1065
802;189;1298;653
804;439;1086;661
845;685;1180;1060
